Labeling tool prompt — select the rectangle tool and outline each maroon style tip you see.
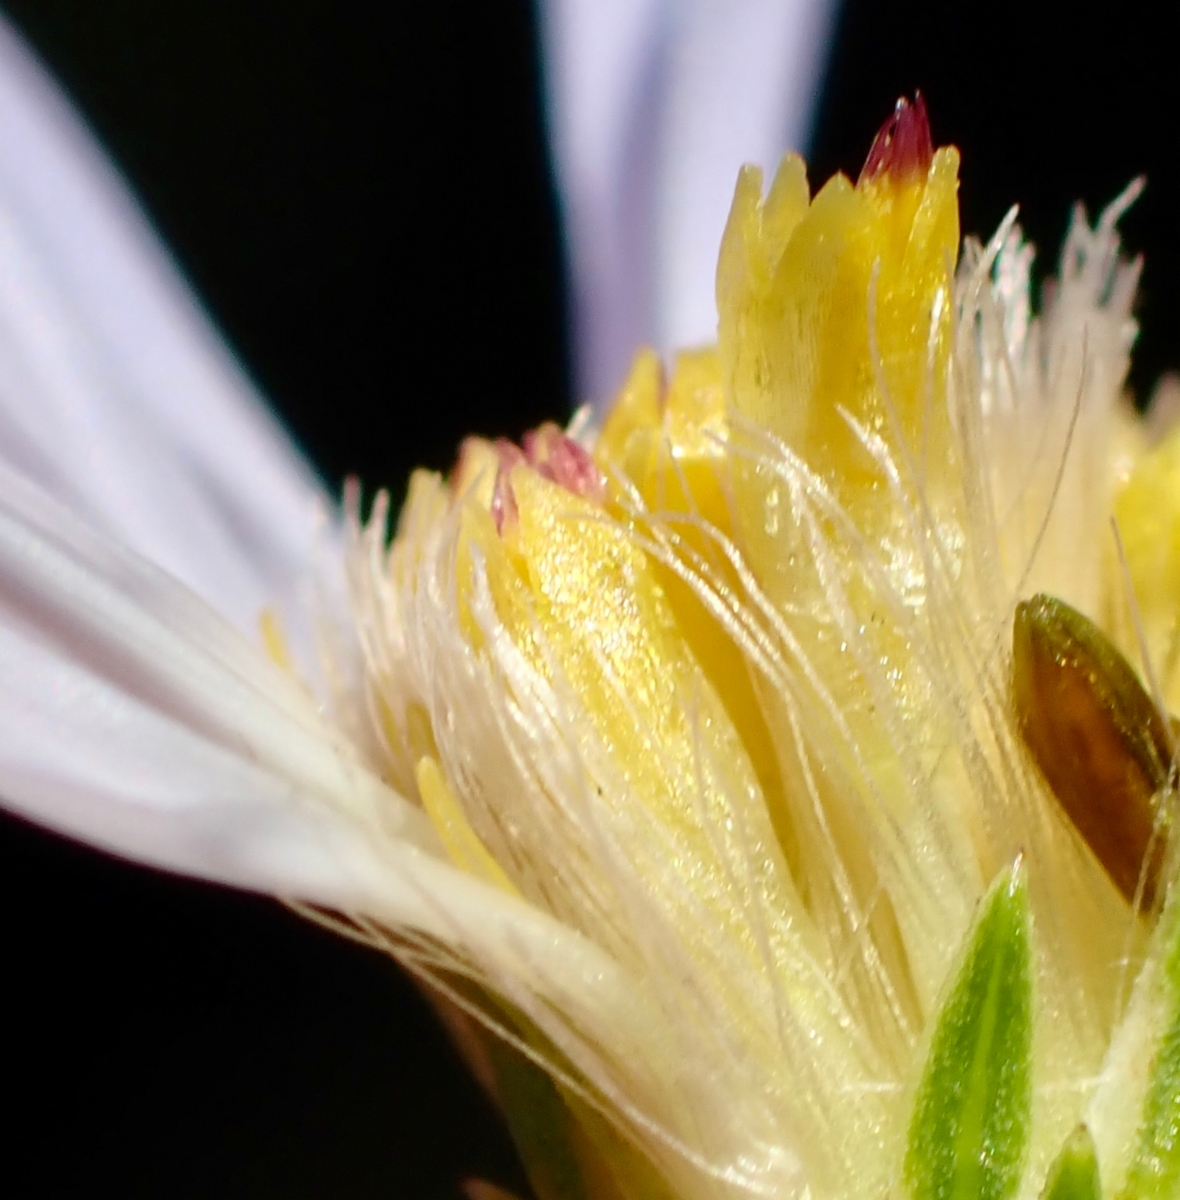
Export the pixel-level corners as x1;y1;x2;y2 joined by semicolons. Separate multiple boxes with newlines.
858;94;933;185
491;424;605;533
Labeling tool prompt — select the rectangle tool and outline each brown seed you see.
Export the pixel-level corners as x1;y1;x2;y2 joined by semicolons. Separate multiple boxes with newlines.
1012;594;1173;909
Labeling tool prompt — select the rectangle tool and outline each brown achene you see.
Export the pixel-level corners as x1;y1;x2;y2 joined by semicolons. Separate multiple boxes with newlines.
1013;594;1174;909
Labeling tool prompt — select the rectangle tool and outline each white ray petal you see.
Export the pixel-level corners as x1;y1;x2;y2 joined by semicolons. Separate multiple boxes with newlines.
0;626;394;897
0;16;327;648
539;0;837;406
0;457;436;875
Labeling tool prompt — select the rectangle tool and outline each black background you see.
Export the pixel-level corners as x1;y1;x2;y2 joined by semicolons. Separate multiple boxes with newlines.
1;2;1178;1197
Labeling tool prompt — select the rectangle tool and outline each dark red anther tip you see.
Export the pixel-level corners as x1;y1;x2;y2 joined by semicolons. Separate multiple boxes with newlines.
858;93;933;185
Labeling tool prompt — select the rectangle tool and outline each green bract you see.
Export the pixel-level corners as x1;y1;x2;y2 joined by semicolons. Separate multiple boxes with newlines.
905;864;1033;1200
1120;900;1180;1200
1124;1012;1180;1200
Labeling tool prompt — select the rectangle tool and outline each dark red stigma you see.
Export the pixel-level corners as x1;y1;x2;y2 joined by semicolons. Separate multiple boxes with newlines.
858;93;933;185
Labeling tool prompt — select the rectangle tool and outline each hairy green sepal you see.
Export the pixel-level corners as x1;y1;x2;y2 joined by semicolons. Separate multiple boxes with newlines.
905;864;1033;1200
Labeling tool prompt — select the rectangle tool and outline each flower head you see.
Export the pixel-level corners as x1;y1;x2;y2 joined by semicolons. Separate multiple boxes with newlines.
2;31;1179;1196
334;103;1180;1199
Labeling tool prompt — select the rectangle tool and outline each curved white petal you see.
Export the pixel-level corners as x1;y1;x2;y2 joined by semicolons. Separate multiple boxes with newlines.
539;0;837;405
0;457;435;887
0;630;393;898
0;16;327;647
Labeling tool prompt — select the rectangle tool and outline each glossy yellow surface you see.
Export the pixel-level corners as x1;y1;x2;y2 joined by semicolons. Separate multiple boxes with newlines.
718;146;959;516
594;347;797;879
1116;420;1180;706
418;755;518;895
453;460;854;1076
